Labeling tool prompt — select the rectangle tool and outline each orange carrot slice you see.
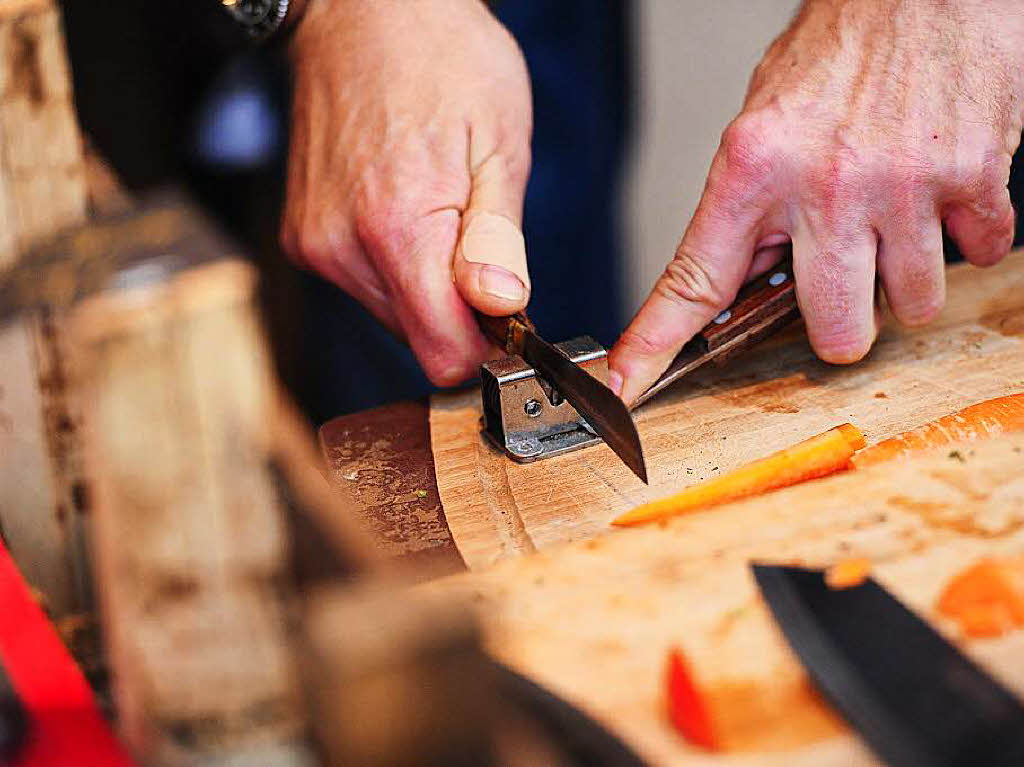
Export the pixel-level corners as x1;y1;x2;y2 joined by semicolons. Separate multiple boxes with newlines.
666;648;718;750
937;557;1024;638
853;393;1024;467
825;558;872;589
612;424;864;527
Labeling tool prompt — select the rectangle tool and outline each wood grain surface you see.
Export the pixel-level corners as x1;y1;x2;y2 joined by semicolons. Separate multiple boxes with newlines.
431;253;1024;569
424;434;1024;766
320;401;465;579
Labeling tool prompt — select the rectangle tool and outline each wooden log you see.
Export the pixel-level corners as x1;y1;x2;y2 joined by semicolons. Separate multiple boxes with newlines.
0;0;89;618
0;0;86;265
71;254;313;765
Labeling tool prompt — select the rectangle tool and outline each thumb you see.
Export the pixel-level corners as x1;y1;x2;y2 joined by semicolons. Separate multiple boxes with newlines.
453;151;532;316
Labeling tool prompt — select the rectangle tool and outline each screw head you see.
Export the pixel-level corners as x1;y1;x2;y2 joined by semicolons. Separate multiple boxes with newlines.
509;438;542;458
524;398;543;417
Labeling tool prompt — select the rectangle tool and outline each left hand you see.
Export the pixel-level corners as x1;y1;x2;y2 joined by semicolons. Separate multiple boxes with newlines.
609;0;1024;406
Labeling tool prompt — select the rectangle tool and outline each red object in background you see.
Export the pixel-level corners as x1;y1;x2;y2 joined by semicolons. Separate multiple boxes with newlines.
0;542;135;766
666;647;718;750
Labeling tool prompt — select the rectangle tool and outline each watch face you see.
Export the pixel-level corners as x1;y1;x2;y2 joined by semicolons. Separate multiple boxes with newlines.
227;0;276;28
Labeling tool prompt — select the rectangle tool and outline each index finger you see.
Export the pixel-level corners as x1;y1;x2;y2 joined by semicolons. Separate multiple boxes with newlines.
609;119;776;405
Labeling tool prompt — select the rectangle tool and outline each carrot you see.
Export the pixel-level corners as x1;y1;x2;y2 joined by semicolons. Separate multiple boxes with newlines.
612;424;865;527
825;558;872;590
666;648;718;750
936;557;1024;638
852;393;1024;468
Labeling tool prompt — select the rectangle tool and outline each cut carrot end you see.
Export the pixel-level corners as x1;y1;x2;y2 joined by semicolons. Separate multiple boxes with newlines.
666;648;718;751
825;558;872;589
836;423;867;451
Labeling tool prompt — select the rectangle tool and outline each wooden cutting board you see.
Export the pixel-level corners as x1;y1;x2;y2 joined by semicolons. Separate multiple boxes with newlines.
430;253;1024;569
422;434;1024;766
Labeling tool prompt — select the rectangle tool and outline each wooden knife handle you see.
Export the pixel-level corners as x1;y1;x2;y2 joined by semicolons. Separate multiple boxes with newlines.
698;257;798;358
633;256;800;408
477;312;535;356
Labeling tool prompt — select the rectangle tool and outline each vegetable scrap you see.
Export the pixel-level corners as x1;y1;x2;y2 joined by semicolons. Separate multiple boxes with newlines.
852;392;1024;467
825;558;872;590
612;424;865;527
937;557;1024;639
666;648;717;750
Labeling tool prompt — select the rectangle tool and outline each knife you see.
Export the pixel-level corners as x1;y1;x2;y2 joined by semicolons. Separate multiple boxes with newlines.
478;313;648;484
634;255;800;409
753;563;1024;767
491;658;648;766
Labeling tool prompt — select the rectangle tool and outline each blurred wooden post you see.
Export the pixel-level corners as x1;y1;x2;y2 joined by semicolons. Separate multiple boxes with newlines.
0;0;89;618
71;254;314;766
301;583;497;767
0;0;86;263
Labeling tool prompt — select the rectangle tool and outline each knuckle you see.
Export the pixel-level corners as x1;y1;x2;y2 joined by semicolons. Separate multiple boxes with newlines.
892;285;944;326
504;141;532;189
355;205;409;261
617;325;669;359
803;148;863;204
719;113;778;179
656;250;728;311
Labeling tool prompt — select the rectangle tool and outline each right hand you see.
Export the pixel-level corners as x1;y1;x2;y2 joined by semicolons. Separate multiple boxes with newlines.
282;0;534;386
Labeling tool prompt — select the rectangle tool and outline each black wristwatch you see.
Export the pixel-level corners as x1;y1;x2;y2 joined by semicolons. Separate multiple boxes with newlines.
220;0;293;41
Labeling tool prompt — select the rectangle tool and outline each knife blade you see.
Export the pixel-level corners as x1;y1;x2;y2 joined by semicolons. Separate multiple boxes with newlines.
753;563;1024;767
479;313;647;483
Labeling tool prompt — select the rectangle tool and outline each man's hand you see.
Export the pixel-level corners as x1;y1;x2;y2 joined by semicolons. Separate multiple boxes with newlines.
282;0;532;386
610;0;1024;405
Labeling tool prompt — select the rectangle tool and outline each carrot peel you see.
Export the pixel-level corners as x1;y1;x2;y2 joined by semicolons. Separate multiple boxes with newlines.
613;424;864;527
666;648;718;750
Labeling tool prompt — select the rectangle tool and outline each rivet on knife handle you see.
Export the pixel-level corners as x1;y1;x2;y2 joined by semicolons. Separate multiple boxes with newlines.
633;257;800;409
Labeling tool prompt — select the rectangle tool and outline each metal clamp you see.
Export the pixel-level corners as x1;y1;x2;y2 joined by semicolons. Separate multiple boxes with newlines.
480;336;606;462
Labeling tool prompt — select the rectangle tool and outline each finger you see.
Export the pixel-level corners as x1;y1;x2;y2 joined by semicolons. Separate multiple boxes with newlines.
744;240;790;283
368;208;493;386
791;222;878;364
609;117;778;404
280;215;404;335
453;148;532;316
943;189;1015;268
876;213;945;327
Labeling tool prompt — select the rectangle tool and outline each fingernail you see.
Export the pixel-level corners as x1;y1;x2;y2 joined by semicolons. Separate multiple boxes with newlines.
479;264;526;302
607;369;623;397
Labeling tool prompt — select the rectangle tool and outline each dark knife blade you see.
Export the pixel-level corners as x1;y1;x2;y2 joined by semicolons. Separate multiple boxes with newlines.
753;564;1024;767
520;328;647;484
477;313;647;483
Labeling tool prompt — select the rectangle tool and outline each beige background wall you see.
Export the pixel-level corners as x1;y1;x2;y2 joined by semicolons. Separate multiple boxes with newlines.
624;0;799;314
